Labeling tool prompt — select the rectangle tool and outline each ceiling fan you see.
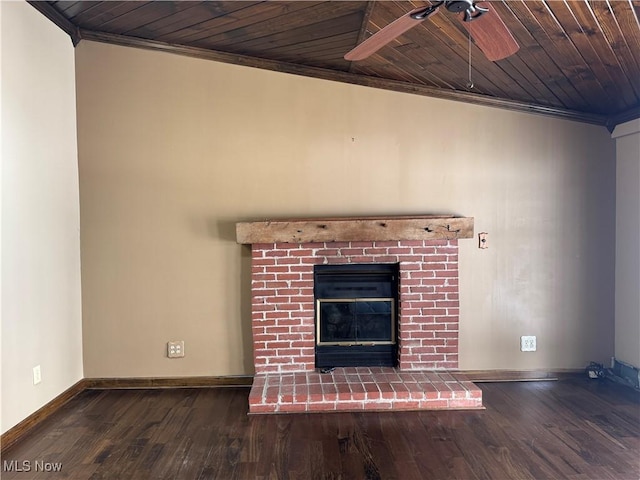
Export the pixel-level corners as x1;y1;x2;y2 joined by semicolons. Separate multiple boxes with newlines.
344;1;519;62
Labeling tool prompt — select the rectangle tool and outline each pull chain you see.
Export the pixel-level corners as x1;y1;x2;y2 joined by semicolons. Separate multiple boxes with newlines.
467;33;474;89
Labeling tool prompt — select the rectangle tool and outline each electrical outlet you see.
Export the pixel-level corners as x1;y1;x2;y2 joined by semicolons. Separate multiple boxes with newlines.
167;341;185;358
478;232;488;249
33;365;42;385
520;336;536;352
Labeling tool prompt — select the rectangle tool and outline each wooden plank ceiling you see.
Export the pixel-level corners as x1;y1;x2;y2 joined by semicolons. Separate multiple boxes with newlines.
33;1;640;129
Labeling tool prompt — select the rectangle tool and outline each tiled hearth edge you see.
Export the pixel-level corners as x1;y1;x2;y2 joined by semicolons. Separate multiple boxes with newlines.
251;239;460;373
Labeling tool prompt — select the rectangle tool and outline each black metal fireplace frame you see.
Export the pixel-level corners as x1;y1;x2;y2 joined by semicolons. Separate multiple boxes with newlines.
313;263;399;368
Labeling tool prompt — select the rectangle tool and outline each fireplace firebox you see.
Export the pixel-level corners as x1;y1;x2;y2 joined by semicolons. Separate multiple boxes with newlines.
314;263;399;368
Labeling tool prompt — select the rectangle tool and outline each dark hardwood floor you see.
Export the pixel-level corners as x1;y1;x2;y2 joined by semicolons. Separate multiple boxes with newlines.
2;375;638;479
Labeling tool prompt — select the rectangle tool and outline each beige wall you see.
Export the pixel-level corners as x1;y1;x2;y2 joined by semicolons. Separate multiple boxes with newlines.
612;119;640;368
75;41;616;377
1;1;83;433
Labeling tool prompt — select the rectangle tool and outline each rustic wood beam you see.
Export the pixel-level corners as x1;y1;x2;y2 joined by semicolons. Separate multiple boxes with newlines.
236;215;474;244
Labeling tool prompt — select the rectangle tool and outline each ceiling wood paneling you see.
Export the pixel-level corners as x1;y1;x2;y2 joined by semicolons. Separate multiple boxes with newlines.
31;1;640;130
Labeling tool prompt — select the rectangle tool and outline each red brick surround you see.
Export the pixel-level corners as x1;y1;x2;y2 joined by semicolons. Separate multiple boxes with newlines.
251;239;460;374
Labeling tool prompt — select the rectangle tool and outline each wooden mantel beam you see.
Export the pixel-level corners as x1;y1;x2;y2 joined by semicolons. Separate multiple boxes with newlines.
236;215;474;244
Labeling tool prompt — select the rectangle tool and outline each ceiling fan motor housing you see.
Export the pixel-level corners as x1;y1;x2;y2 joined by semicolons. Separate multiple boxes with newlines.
445;1;474;13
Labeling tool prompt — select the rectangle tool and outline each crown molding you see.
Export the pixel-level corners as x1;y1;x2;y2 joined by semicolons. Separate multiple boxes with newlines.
78;29;609;129
608;106;640;134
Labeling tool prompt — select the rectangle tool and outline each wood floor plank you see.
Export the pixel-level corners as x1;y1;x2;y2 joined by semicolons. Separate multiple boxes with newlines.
2;376;638;480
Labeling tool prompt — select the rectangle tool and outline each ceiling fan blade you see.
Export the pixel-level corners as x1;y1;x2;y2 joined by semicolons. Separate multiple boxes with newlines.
459;3;519;61
344;5;441;62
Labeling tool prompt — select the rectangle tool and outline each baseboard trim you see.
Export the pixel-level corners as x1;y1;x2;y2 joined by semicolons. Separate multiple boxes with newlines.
84;375;254;389
457;369;582;382
1;378;89;453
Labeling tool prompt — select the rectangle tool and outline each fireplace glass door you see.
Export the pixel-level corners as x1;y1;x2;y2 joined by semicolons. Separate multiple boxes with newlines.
316;299;395;345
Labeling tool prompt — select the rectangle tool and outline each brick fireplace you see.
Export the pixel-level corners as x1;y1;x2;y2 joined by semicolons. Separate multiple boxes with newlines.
236;216;483;413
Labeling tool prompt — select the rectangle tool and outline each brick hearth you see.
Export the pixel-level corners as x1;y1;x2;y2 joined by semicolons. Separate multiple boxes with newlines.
245;237;482;413
249;367;483;413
